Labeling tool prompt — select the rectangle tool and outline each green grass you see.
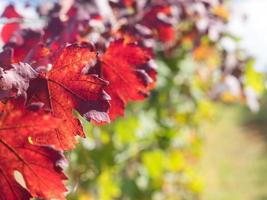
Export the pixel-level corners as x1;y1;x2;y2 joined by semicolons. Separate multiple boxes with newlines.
200;104;267;200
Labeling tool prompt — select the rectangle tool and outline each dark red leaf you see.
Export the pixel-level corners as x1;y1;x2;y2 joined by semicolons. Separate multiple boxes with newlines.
0;47;13;66
4;30;44;64
141;5;175;42
0;63;38;101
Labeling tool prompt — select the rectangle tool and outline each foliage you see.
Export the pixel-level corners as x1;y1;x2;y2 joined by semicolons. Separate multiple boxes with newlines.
0;0;265;200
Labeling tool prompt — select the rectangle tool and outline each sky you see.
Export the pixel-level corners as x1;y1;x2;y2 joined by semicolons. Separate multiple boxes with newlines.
229;0;267;71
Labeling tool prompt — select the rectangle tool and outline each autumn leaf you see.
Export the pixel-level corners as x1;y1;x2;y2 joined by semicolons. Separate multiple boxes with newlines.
0;62;37;101
44;12;89;52
26;43;110;150
141;5;176;43
0;5;22;43
4;30;45;64
100;39;156;119
0;47;13;66
0;102;67;200
212;5;229;21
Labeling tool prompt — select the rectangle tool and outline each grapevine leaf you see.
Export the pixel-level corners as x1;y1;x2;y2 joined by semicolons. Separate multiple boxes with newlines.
26;43;110;150
0;5;22;43
0;62;38;101
100;40;156;119
0;102;67;200
141;5;175;42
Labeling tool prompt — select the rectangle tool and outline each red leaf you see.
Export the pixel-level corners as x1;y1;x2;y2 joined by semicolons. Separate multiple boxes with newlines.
26;43;110;150
4;30;44;64
1;5;21;19
100;40;156;119
141;5;175;42
1;5;22;43
0;102;67;200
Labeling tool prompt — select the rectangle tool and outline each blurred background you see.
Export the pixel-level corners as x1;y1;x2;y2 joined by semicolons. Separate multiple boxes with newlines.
1;0;267;200
201;1;267;199
230;0;267;71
